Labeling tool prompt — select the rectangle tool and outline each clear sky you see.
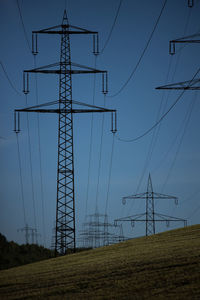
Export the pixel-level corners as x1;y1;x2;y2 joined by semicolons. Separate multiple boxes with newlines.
1;0;200;248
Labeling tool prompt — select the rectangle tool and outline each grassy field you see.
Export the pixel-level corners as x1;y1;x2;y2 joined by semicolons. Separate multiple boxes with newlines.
0;224;199;299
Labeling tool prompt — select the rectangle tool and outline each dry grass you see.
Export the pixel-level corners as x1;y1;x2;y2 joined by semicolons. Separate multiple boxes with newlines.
0;224;199;299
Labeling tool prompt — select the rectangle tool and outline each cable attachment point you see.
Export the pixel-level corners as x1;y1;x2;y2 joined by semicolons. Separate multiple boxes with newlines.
32;33;38;55
131;220;135;228
111;111;117;134
169;41;175;55
122;197;126;205
93;33;99;55
188;0;194;7
23;72;29;94
14;111;20;133
102;72;108;94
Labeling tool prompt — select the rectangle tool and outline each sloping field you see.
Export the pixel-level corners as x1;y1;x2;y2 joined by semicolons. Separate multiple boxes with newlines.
0;225;199;299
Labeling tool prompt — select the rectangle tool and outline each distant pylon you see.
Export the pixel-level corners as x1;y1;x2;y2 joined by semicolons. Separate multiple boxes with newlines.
115;174;187;236
17;224;39;244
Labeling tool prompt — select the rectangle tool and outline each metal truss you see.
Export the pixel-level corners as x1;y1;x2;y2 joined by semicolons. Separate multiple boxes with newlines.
114;174;187;236
156;30;200;91
156;78;200;90
79;213;125;248
14;10;117;256
169;33;200;55
17;224;39;244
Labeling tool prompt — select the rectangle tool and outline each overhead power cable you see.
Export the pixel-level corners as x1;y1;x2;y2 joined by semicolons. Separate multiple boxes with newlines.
152;98;195;174
133;4;192;196
187;204;200;219
34;56;46;246
16;0;31;52
85;55;98;218
0;61;21;96
100;0;123;54
105;133;115;215
25;94;38;233
117;66;200;143
16;134;27;226
16;1;45;244
161;92;197;192
108;0;168;97
95;95;106;212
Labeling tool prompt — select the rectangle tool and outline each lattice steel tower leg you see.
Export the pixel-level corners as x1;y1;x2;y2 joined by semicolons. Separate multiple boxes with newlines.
55;12;75;255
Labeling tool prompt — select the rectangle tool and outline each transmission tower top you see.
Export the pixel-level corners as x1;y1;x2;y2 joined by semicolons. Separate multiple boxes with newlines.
31;10;99;56
62;9;68;24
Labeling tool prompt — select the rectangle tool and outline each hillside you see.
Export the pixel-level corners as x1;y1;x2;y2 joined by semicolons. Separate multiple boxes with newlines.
0;233;54;270
0;225;199;299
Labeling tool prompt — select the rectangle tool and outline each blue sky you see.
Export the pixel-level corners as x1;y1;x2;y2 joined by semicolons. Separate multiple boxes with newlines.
1;0;200;247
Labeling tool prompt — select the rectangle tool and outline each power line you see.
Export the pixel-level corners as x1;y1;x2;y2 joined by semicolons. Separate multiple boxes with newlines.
161;91;197;192
0;61;21;96
16;0;31;52
108;0;168;98
133;5;192;196
85;55;98;218
16;134;27;225
105;133;115;215
25;94;37;233
100;0;123;54
117;66;200;143
33;56;46;246
95;95;106;212
187;203;200;219
16;0;45;245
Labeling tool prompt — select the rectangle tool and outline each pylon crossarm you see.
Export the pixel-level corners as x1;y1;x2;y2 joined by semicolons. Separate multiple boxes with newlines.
14;104;117;133
155;212;187;222
23;63;107;94
14;99;112;111
153;192;178;200
32;22;99;55
24;63;106;74
156;78;200;90
169;33;200;54
114;213;146;225
122;192;147;204
172;32;200;42
33;24;98;35
16;109;115;114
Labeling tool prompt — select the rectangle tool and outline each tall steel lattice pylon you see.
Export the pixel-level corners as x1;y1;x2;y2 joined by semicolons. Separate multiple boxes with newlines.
56;12;75;254
14;10;117;255
115;174;187;236
146;174;155;235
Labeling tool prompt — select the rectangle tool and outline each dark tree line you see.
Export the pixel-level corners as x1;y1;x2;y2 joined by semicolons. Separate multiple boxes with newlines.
0;233;54;270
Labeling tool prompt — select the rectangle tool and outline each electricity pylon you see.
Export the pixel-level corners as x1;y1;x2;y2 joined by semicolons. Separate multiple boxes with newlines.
114;174;187;236
17;224;39;244
14;10;117;255
79;213;125;248
156;32;200;91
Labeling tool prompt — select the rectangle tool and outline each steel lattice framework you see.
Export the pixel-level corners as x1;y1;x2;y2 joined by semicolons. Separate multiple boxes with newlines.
114;174;187;236
56;14;75;254
14;10;117;255
156;32;200;91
